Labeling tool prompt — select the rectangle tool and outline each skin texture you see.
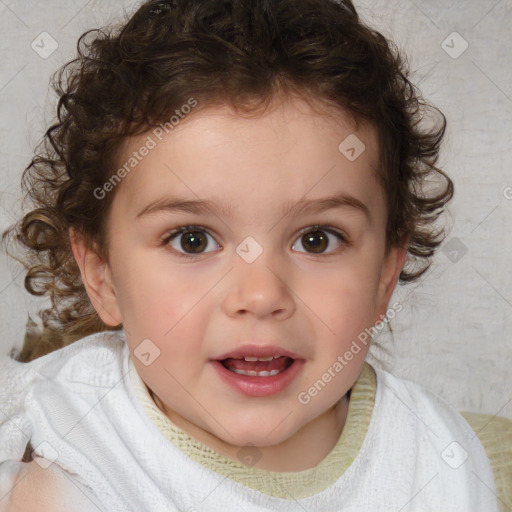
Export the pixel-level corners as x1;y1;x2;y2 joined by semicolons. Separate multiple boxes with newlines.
6;460;100;512
70;94;407;473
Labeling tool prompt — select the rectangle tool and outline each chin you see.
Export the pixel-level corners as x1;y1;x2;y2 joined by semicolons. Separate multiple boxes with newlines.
218;420;300;449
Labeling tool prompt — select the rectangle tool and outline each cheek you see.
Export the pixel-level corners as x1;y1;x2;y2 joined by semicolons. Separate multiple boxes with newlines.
305;257;382;330
111;250;194;320
118;272;212;360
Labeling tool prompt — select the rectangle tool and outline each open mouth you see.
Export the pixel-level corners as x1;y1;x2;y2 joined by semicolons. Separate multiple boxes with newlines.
220;356;295;377
211;355;304;396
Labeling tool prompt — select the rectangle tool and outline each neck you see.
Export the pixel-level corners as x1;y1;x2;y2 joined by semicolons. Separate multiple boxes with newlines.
149;388;351;472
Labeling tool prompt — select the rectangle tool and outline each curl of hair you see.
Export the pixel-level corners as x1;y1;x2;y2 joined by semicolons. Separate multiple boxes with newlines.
2;0;453;361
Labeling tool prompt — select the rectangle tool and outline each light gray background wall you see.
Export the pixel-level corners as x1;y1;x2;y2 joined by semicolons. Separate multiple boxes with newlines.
0;0;511;420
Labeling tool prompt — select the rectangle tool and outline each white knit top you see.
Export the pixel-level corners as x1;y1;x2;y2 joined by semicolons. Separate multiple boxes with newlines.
0;330;500;511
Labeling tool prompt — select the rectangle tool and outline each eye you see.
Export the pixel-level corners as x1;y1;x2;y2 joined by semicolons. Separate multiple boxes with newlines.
291;226;347;255
161;224;348;259
162;225;220;258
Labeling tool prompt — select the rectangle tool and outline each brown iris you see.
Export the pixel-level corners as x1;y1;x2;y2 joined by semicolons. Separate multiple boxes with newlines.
180;230;207;253
301;230;328;253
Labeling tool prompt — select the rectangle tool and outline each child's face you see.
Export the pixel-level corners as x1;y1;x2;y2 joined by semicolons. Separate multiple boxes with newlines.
77;94;406;455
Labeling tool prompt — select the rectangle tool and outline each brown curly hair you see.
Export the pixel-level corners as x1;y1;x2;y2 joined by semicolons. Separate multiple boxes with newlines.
2;0;453;362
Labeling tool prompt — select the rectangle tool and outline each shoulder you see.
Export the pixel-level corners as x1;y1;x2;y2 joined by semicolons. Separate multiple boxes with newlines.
1;329;126;379
0;331;128;511
1;329;127;397
460;411;512;511
371;364;493;461
6;460;101;512
373;365;475;431
366;365;500;508
0;330;127;433
31;329;126;375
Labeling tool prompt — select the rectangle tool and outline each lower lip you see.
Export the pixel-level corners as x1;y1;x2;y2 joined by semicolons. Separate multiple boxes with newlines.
210;359;305;397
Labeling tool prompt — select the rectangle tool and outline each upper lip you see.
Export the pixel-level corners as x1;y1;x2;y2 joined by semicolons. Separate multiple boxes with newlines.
214;344;302;361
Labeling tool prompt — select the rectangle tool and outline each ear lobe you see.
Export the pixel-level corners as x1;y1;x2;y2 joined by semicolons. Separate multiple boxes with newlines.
374;243;408;324
69;228;122;327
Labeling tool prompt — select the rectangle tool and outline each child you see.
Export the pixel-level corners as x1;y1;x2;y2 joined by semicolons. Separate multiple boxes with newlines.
0;0;503;510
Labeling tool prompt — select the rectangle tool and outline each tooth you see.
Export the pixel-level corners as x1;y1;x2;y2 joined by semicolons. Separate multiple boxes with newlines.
228;367;284;377
258;356;274;361
243;356;258;361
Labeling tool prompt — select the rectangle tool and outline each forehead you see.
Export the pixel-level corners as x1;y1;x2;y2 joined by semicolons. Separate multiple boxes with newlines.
111;96;384;224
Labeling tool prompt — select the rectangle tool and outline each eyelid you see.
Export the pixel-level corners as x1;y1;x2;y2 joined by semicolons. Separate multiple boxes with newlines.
162;224;215;241
295;224;347;240
160;225;220;258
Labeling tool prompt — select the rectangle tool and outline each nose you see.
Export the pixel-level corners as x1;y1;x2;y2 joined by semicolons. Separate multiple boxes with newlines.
222;251;296;321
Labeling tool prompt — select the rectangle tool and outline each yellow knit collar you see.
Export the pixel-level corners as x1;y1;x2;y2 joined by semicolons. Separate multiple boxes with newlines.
128;358;376;499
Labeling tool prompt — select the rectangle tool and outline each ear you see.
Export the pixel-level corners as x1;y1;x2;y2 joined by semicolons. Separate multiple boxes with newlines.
69;228;122;327
373;242;408;324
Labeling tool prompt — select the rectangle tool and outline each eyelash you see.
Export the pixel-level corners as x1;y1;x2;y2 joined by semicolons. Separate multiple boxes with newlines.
159;224;349;260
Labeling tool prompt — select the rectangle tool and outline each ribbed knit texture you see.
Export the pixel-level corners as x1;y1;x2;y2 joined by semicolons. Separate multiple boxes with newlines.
459;411;512;512
129;358;376;499
0;330;503;511
130;357;512;508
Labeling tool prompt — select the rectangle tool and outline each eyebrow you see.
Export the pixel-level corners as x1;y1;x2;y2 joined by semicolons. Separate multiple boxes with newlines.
136;192;371;223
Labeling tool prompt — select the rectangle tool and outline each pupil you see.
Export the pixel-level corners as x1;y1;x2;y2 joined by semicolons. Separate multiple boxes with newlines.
182;231;206;253
304;230;327;253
